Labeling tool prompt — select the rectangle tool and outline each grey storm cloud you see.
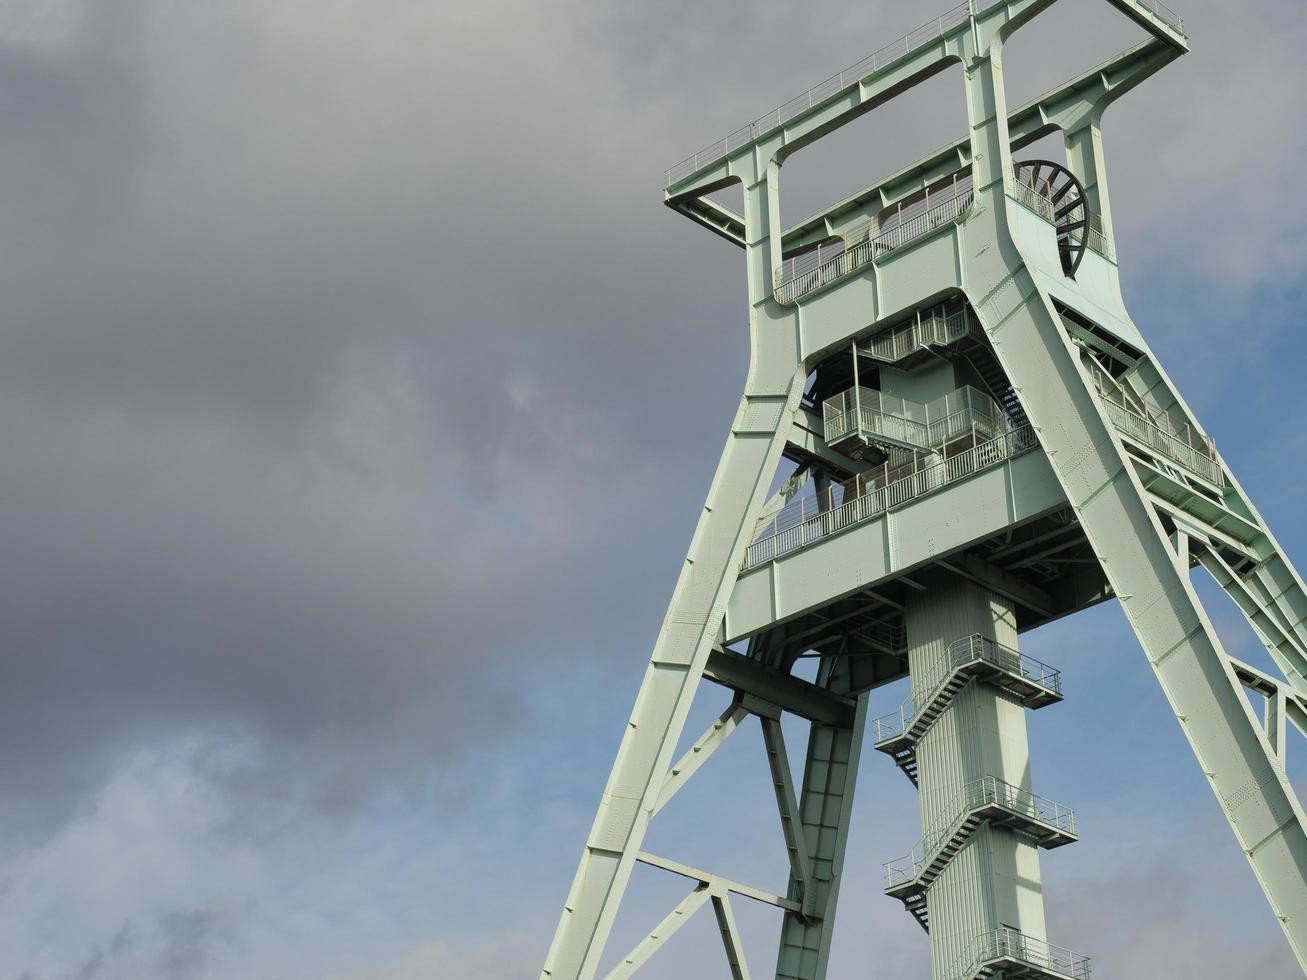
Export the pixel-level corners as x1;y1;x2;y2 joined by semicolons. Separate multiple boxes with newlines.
0;0;1303;977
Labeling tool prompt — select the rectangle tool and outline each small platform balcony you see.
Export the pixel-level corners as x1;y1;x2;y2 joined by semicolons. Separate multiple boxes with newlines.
822;384;1005;456
951;927;1091;980
884;777;1077;930
857;305;979;365
873;634;1063;784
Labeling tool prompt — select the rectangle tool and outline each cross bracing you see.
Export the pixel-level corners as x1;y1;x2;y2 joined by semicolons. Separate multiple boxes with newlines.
543;0;1307;977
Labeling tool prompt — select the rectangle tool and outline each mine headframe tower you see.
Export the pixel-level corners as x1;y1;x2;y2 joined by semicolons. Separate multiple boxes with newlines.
543;2;1307;978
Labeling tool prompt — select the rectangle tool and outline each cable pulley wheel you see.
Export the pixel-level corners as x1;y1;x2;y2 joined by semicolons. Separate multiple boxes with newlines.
1014;160;1090;278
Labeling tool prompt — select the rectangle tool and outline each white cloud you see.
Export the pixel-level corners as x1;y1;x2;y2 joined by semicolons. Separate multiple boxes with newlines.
1;0;1304;976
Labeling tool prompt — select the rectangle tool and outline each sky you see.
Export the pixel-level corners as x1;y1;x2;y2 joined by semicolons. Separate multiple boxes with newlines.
0;0;1305;978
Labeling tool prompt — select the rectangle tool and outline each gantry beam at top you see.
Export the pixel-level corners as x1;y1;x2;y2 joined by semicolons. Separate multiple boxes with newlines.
667;36;1182;253
665;0;1186;198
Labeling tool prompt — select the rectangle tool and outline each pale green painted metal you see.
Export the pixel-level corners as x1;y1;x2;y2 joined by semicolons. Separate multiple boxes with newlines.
544;0;1307;976
900;581;1058;977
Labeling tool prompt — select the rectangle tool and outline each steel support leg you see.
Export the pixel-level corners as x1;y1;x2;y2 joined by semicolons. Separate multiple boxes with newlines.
541;378;802;979
957;35;1307;965
773;690;869;980
970;268;1307;971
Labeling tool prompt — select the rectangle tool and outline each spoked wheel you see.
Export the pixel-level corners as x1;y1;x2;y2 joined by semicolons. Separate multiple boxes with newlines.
1014;160;1089;278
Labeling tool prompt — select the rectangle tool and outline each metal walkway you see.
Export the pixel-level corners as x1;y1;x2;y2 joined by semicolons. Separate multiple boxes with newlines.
950;928;1091;980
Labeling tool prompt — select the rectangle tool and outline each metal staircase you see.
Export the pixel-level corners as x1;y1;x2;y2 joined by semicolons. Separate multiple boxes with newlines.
855;305;975;367
884;776;1078;932
851;303;1029;430
872;635;1063;785
953;335;1030;429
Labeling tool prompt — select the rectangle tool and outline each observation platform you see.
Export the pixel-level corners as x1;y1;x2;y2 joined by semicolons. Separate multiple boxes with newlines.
744;424;1038;571
884;776;1078;931
722;427;1073;647
873;634;1063;784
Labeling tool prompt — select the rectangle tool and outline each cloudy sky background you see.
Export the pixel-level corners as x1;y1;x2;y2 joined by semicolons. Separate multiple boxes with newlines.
0;0;1305;977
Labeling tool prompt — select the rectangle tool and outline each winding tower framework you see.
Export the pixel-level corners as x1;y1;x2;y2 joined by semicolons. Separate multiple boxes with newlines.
544;2;1307;978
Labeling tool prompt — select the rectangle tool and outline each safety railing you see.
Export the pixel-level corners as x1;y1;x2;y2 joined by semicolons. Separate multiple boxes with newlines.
1006;176;1114;262
774;180;973;305
1134;0;1185;35
871;634;1061;744
665;0;1183;189
825;401;931;448
951;927;1092;980
858;306;977;363
884;776;1077;890
743;423;1037;569
1089;362;1224;487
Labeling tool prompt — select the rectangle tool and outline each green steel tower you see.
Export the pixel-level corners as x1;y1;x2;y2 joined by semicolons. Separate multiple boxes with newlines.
544;2;1307;977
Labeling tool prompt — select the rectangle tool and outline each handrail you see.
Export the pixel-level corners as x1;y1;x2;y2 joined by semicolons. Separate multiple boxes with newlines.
743;424;1038;569
1133;0;1185;35
664;0;1184;189
1006;176;1114;262
884;775;1077;890
1088;362;1224;487
951;927;1091;980
872;634;1061;744
773;180;973;304
823;384;1004;450
664;2;979;187
774;160;1120;306
858;307;977;363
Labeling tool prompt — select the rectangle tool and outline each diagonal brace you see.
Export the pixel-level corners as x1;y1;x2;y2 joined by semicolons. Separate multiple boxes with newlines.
604;885;711;980
654;702;750;817
1200;549;1307;699
761;717;815;918
712;893;753;980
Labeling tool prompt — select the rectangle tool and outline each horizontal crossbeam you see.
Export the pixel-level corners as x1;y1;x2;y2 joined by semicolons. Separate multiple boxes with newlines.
669;38;1179;251
705;646;857;727
773;40;1179;253
637;851;803;913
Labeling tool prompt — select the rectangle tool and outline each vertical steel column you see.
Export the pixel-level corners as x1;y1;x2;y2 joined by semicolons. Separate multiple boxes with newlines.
774;689;870;980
